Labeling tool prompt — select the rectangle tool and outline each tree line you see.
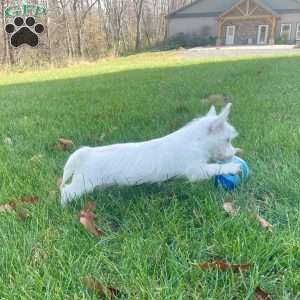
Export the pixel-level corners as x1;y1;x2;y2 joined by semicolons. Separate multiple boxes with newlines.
0;0;192;67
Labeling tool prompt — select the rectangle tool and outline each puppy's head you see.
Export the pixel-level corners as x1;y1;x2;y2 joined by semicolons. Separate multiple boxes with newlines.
204;103;239;161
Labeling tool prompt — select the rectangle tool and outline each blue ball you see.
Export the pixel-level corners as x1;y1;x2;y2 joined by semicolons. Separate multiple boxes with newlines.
214;156;249;191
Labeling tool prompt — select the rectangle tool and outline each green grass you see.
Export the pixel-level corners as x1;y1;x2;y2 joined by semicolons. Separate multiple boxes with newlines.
1;51;300;299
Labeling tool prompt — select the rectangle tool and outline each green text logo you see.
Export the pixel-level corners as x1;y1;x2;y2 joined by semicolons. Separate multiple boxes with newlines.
5;4;46;17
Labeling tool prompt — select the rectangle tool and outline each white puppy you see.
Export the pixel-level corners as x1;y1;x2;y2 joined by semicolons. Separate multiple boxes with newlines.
60;103;241;206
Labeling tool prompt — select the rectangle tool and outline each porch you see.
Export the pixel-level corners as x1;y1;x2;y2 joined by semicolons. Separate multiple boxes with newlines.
217;0;278;46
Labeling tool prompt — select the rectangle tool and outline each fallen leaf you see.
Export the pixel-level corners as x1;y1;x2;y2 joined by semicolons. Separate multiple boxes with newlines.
80;211;104;236
57;138;74;151
254;287;272;300
193;261;252;272
16;208;31;220
0;203;15;213
7;200;17;209
82;275;120;299
83;200;97;212
223;202;238;216
0;196;38;218
255;214;273;231
79;201;104;237
20;196;39;204
4;137;13;145
208;94;226;105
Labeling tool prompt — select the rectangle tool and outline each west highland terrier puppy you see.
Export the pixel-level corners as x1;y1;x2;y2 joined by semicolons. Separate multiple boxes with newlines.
61;103;241;206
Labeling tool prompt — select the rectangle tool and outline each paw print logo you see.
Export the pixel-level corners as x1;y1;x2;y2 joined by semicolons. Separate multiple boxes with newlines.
5;16;44;48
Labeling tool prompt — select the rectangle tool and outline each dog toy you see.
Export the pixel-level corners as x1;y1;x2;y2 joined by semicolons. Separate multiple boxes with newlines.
214;156;249;191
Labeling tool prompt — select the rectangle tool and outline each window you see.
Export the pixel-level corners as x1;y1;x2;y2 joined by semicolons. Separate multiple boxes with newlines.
280;24;292;41
297;23;300;41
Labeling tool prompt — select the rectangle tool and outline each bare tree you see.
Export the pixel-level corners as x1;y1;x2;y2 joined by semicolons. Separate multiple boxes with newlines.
0;0;191;66
101;0;126;54
132;0;144;50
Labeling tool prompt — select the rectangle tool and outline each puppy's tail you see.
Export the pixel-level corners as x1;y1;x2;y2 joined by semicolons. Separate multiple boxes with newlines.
61;147;90;187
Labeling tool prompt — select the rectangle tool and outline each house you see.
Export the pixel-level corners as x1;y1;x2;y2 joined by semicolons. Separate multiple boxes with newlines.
166;0;300;46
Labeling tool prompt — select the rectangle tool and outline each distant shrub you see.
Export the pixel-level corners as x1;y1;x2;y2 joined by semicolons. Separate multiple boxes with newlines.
165;33;217;49
276;36;294;45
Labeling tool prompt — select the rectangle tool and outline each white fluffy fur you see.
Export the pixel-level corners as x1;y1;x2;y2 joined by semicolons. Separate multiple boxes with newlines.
60;103;241;206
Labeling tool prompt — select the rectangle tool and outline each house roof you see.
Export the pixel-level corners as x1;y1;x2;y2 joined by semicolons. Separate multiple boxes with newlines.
219;0;279;18
166;0;300;18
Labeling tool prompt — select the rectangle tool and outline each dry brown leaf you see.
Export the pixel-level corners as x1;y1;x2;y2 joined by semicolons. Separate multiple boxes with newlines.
208;94;226;105
79;201;104;237
223;202;238;216
0;196;38;218
255;214;273;231
16;208;31;220
82;275;120;299
254;287;272;300
7;200;17;209
80;211;104;237
57;138;74;151
0;203;15;213
83;200;97;212
193;261;252;272
19;196;39;204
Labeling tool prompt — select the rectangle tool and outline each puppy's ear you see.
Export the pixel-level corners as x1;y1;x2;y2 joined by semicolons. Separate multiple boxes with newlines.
209;103;232;132
206;105;217;116
218;103;232;121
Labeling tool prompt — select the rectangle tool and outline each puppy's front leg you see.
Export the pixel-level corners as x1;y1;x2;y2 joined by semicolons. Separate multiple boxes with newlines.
61;174;94;206
185;163;241;182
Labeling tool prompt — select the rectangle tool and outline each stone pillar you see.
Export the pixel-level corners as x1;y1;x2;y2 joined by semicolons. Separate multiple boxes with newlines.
270;16;277;45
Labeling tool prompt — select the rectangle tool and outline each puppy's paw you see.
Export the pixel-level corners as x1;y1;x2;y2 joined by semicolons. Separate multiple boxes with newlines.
221;163;241;175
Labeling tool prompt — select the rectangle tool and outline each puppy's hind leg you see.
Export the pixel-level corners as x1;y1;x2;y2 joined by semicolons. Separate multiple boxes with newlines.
60;174;94;207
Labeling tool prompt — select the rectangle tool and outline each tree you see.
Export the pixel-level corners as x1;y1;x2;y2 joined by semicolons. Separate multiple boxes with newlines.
0;0;191;66
132;0;144;50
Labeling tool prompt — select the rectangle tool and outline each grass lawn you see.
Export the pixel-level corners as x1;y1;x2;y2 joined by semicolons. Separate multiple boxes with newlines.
1;51;300;299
